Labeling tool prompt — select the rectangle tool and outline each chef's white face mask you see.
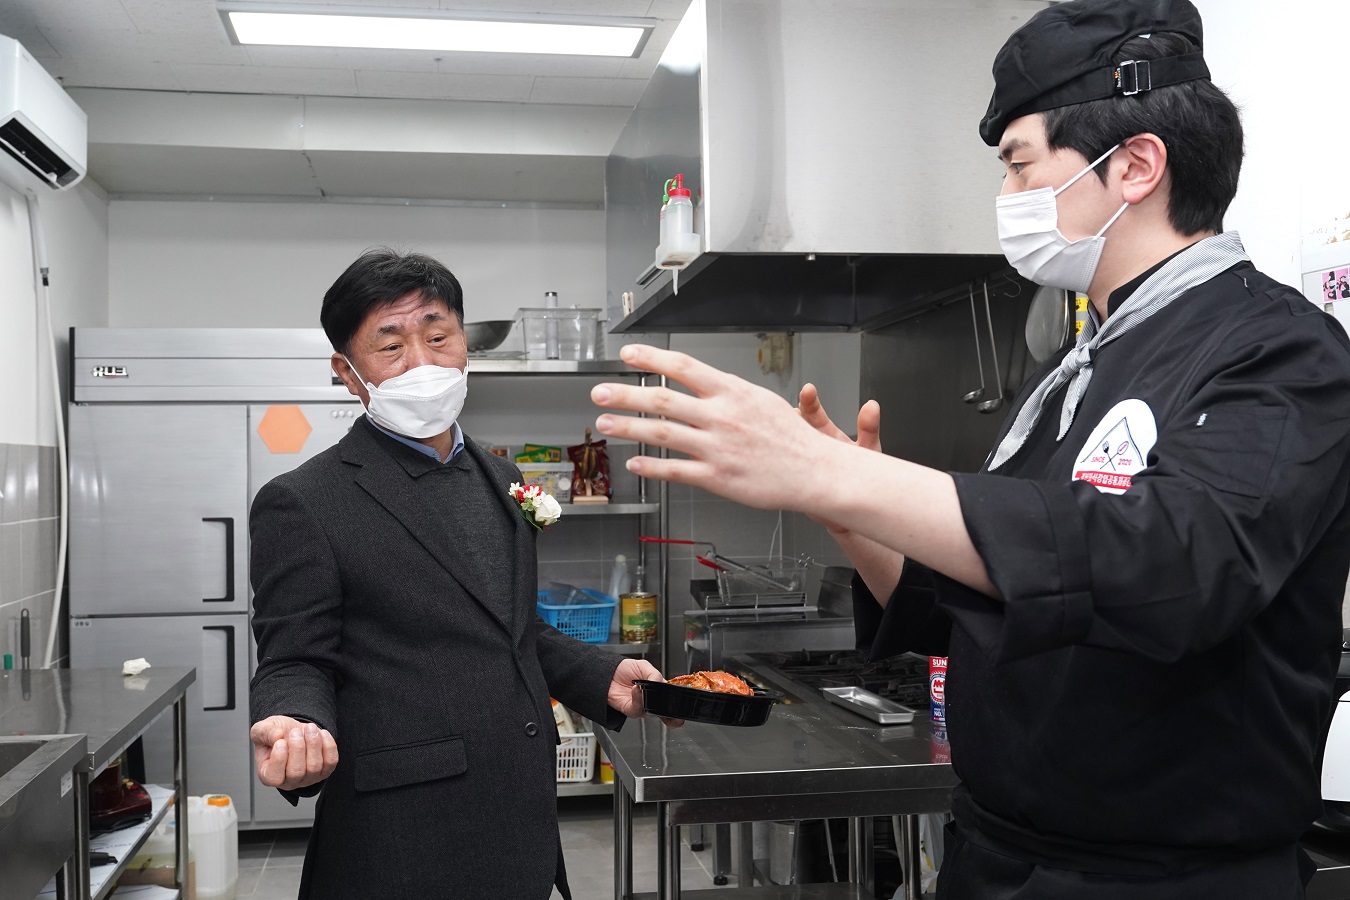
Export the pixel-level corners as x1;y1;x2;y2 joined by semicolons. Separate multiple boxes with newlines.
342;356;468;439
996;143;1129;294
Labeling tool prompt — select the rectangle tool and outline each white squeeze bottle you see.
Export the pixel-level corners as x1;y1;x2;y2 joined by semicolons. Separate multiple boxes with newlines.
664;174;693;245
608;554;632;599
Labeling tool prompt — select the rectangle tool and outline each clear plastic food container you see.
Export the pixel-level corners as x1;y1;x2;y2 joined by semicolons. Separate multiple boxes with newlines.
515;307;602;360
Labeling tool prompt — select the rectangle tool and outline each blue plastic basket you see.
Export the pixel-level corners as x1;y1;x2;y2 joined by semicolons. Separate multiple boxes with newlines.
537;587;617;643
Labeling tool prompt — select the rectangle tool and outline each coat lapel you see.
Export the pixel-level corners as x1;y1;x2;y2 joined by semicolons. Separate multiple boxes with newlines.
463;439;536;643
341;418;521;637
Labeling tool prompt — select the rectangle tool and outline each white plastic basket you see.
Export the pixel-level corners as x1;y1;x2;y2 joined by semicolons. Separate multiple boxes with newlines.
556;731;597;783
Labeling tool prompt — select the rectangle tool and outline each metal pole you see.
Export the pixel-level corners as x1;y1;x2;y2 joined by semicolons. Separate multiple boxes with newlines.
903;815;922;900
614;778;633;900
658;803;681;900
658;374;671;679
847;817;864;883
737;822;754;888
69;770;90;900
174;697;189;895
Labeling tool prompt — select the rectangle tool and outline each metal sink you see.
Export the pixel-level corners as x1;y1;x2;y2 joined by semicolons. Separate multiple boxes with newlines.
0;734;88;900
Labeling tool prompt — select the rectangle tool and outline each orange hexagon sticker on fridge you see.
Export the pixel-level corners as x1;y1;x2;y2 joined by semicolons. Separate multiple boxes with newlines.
257;405;312;453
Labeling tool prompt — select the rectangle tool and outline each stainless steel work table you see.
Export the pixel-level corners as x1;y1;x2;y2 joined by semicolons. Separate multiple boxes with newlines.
597;660;957;899
0;666;195;900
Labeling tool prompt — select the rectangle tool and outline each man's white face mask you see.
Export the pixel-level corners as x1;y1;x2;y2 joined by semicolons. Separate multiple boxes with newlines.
343;357;468;439
995;143;1129;294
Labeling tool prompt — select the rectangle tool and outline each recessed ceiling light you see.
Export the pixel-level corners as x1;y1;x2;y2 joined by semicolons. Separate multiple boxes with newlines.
218;2;654;58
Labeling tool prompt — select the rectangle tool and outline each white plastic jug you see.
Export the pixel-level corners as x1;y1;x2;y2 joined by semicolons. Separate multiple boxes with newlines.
188;794;238;900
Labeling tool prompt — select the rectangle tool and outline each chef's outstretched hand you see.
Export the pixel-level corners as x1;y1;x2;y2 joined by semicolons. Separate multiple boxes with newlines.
592;345;833;512
798;384;882;534
251;715;339;790
610;657;683;727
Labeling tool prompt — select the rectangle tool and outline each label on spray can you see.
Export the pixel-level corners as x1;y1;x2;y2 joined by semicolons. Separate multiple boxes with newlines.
929;656;948;727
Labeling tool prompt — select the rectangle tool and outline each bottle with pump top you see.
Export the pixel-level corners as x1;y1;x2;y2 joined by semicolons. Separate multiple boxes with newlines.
656;173;699;269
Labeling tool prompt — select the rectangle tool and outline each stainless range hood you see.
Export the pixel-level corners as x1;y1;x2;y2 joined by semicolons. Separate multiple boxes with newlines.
606;0;1046;333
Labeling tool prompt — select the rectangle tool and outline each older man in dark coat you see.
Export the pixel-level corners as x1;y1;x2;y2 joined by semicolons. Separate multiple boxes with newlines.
249;248;666;899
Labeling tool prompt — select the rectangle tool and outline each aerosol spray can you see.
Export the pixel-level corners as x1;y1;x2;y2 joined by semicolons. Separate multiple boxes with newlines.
929;656;948;728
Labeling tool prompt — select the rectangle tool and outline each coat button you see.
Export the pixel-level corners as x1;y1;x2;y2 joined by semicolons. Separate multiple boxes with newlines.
525;722;539;736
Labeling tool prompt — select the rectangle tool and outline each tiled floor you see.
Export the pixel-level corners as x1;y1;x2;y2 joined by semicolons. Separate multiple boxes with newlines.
235;796;733;899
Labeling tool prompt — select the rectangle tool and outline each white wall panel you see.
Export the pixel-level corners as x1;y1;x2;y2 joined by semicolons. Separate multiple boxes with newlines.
108;200;607;329
0;180;109;447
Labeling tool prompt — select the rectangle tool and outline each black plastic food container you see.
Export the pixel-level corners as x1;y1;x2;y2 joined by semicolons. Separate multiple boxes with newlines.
635;679;783;726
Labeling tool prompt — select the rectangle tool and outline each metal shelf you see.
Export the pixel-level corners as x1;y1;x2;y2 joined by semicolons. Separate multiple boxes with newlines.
88;784;175;900
557;780;615;798
466;358;648;376
594;641;653;655
630;884;874;899
563;501;660;516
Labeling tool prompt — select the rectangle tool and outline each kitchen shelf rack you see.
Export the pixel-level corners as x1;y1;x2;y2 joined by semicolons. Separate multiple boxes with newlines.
557;781;614;798
630;886;874;899
562;500;661;517
5;668;195;900
87;784;175;900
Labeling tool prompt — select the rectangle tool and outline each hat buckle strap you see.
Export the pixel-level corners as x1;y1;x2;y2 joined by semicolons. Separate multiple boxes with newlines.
1115;59;1152;96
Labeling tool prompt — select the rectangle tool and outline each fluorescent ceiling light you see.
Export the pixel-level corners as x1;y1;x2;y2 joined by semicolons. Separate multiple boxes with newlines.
219;3;653;58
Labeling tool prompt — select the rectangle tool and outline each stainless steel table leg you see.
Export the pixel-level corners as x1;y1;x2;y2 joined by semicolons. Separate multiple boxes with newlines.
902;815;921;900
658;803;680;900
70;770;90;900
848;817;863;883
614;780;633;900
862;818;875;898
713;823;731;885
737;823;753;889
174;697;189;895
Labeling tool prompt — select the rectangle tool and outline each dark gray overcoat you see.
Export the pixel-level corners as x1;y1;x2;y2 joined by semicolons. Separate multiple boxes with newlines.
249;416;623;899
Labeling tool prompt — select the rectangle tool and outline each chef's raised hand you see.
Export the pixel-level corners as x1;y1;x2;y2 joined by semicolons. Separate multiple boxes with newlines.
251;715;339;790
609;657;683;727
798;383;882;455
592;345;832;512
593;344;996;597
798;384;882;535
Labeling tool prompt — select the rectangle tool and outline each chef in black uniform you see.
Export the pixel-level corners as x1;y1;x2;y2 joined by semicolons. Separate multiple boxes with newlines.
590;1;1350;897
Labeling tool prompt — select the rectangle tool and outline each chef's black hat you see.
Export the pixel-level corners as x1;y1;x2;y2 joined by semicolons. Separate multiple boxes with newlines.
979;0;1212;146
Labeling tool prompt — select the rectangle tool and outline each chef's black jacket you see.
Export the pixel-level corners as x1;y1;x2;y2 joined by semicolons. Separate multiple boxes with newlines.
857;257;1350;889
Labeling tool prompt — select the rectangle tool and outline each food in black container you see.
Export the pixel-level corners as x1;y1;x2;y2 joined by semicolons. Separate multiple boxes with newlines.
635;672;783;727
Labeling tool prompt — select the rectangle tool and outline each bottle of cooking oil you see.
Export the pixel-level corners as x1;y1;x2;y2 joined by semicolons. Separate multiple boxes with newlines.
620;564;658;644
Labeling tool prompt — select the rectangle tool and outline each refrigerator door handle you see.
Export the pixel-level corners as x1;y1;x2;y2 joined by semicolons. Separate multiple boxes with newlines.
202;517;235;603
203;624;237;711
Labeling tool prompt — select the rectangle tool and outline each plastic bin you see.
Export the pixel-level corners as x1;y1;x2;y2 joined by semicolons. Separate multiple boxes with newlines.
537;586;617;643
556;732;597;782
515;307;602;360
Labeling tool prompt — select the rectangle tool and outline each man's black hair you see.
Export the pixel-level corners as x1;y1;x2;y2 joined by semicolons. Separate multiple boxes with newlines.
321;248;465;355
1041;33;1243;236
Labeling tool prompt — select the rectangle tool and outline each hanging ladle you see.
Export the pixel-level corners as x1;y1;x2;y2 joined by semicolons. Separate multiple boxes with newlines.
977;278;1005;414
961;283;987;404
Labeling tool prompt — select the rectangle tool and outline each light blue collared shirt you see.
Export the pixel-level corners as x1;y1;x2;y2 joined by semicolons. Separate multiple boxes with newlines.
370;419;465;463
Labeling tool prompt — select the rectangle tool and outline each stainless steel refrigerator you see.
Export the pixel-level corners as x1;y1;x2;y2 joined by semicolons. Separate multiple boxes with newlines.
69;327;360;827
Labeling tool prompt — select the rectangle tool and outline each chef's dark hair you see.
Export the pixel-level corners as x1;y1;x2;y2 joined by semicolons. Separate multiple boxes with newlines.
321;248;465;355
1041;32;1243;237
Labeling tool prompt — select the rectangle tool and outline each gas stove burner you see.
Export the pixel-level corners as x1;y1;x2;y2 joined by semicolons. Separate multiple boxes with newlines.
749;650;930;708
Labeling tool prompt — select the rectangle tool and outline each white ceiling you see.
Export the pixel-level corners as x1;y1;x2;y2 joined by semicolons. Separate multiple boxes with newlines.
0;0;693;201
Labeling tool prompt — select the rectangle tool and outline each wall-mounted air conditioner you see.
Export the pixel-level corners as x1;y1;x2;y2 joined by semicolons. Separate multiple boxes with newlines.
0;34;87;195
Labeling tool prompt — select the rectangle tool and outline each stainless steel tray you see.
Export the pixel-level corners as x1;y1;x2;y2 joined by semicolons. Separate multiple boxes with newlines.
820;686;915;725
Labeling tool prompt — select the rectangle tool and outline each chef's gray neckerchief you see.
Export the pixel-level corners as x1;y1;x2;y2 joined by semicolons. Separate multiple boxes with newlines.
986;231;1250;471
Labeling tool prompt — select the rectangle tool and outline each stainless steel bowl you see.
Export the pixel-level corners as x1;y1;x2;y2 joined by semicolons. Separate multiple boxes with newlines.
464;320;512;352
